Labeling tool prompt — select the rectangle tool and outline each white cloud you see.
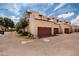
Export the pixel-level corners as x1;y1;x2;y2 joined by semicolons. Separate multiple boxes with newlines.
58;12;74;18
7;3;20;15
0;12;20;24
53;3;66;11
48;5;75;17
44;3;54;12
48;13;54;16
9;16;20;24
0;12;7;17
71;15;79;26
0;13;6;17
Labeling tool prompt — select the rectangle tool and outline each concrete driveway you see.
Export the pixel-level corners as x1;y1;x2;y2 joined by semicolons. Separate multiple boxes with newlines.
0;32;79;56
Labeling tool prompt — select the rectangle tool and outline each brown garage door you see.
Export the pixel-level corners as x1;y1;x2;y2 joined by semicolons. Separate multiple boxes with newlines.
38;27;51;37
75;29;79;32
75;29;77;32
64;28;70;34
54;28;59;35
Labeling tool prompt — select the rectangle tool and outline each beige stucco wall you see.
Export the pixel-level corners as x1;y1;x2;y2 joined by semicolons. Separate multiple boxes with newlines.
25;12;73;37
69;25;74;32
28;18;60;37
59;22;71;33
73;25;79;32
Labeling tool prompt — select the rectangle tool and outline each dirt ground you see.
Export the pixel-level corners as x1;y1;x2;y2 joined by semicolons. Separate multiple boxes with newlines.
0;32;79;56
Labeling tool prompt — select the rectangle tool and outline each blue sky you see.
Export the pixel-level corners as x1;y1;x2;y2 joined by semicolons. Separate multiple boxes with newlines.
0;3;79;25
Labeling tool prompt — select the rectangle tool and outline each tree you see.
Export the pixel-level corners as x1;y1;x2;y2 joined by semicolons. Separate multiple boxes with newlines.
0;17;15;31
3;17;15;29
20;19;28;32
16;18;28;33
16;22;22;33
9;19;15;28
0;17;4;26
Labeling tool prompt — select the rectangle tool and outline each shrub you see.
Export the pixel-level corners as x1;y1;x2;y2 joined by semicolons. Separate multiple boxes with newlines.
21;32;29;36
18;30;22;34
21;32;34;39
15;18;34;39
27;32;34;39
16;26;22;34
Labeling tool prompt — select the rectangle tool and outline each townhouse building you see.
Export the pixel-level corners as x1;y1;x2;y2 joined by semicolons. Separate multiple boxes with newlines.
22;11;77;38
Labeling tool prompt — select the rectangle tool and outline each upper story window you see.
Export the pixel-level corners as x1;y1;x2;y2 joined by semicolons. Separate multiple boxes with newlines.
56;19;59;22
39;15;42;18
59;21;62;22
47;18;50;20
52;17;54;19
27;12;32;16
66;22;69;24
27;12;32;14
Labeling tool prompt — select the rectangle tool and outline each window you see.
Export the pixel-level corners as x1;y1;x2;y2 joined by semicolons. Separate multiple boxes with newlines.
52;17;55;19
56;19;59;22
39;14;42;18
47;18;50;20
66;22;68;23
27;12;32;14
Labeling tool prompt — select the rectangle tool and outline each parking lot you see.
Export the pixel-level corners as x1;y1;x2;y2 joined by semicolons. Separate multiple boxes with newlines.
0;32;79;56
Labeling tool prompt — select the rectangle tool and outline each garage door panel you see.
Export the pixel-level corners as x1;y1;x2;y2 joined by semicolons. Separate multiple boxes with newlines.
38;27;51;37
64;28;70;34
54;28;59;34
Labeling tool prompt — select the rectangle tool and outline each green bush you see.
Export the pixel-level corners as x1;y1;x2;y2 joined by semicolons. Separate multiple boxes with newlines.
21;32;34;39
15;19;34;39
21;32;29;36
22;32;34;39
18;30;22;34
27;32;34;39
15;26;22;34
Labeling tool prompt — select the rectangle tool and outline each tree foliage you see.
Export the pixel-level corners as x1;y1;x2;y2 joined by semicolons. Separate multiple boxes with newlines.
16;19;28;33
3;17;15;28
0;17;15;30
0;17;4;26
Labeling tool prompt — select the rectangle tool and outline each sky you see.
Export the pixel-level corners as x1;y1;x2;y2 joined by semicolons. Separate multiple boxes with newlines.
0;3;79;25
